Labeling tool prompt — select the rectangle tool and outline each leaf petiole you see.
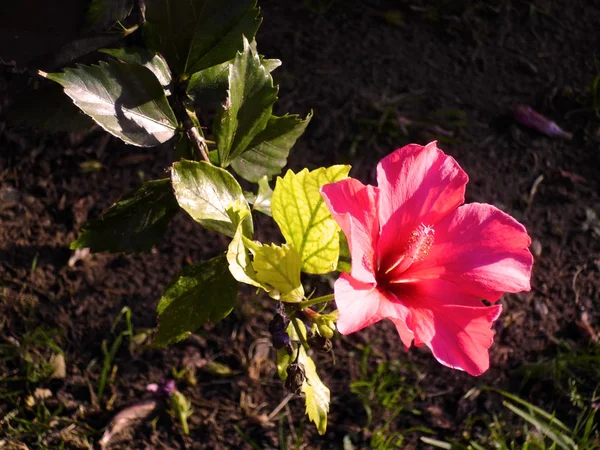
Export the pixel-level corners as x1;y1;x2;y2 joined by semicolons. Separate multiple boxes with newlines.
296;294;335;309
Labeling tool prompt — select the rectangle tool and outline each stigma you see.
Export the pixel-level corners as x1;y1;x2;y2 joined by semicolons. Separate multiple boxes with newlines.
384;223;435;279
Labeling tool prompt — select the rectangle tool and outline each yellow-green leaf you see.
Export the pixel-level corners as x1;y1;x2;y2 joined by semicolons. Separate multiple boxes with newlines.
271;165;350;274
298;345;330;435
226;202;263;288
245;241;304;302
172;160;250;237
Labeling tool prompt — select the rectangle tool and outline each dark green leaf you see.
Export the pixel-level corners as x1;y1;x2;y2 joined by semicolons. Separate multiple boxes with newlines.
154;255;238;346
46;61;177;147
231;112;312;182
174;134;195;160
185;0;261;74
214;37;278;166
100;47;172;86
144;0;260;76
84;0;133;32
186;61;230;109
6;84;94;132
171;160;250;237
71;179;178;252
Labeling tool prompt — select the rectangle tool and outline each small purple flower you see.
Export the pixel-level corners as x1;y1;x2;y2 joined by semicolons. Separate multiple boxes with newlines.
146;378;176;398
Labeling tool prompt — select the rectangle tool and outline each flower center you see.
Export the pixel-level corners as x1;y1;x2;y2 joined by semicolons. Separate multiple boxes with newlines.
383;223;434;282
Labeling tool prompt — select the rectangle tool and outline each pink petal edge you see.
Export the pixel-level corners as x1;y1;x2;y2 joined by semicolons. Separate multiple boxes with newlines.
376;142;469;270
402;202;533;301
321;179;380;284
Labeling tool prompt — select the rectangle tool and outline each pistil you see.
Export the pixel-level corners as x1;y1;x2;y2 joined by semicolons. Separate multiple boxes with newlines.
384;223;434;280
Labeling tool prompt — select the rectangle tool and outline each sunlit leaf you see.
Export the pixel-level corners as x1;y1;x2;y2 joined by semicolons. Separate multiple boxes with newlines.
261;58;281;73
214;37;278;167
171;160;249;237
298;345;330;435
272;165;350;274
154;255;237;346
226;203;263;288
244;240;304;302
231;112;312;182
100;47;172;86
253;176;273;216
84;0;133;32
144;0;260;75
46;61;177;147
70;179;178;252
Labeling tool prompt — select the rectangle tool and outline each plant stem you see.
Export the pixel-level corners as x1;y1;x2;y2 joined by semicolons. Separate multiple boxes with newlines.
171;93;211;164
291;316;310;351
184;105;211;163
296;294;335;309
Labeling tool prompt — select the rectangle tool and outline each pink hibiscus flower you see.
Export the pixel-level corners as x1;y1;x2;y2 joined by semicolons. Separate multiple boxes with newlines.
321;142;533;376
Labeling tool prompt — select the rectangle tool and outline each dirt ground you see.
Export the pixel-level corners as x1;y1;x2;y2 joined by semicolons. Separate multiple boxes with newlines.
1;0;600;448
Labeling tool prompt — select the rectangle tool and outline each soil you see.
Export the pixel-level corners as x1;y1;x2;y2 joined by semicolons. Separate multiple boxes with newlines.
1;0;600;449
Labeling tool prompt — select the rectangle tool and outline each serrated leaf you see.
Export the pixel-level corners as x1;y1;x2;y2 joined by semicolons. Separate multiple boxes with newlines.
100;47;172;86
71;179;178;252
261;58;281;73
272;165;350;274
298;345;330;435
171;160;249;237
185;0;261;74
244;177;273;217
144;0;260;76
244;241;304;302
226;203;263;288
154;255;237;346
253;177;273;216
84;0;133;32
214;37;278;167
231;112;312;182
186;61;230;109
46;61;177;147
6;84;94;132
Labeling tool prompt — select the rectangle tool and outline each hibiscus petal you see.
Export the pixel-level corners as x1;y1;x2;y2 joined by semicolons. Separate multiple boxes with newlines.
415;303;502;376
388;317;415;349
393;279;502;376
334;273;385;334
402;203;533;301
321;179;379;283
376;142;468;270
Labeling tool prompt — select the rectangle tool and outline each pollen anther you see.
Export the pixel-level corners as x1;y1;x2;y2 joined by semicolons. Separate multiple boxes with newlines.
384;223;435;275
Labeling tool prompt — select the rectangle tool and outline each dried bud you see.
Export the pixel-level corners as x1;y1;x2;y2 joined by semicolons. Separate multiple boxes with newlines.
513;105;572;139
285;363;306;394
308;334;332;352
